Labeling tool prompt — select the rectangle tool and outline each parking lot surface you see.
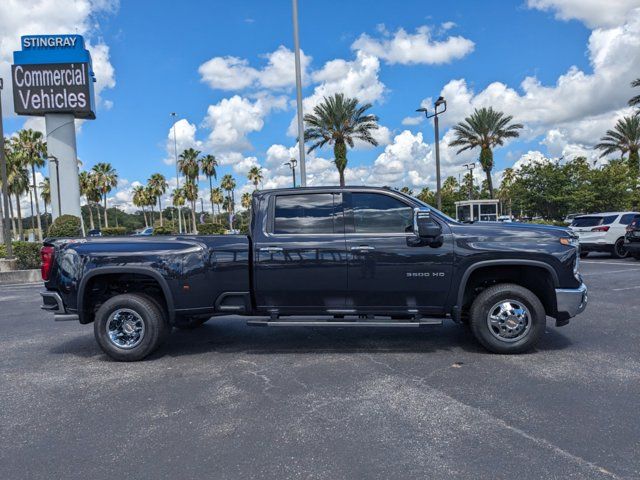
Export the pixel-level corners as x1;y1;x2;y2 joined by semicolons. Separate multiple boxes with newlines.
1;254;639;479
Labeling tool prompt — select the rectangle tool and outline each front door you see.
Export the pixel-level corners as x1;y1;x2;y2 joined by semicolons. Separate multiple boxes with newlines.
344;191;453;315
253;192;347;313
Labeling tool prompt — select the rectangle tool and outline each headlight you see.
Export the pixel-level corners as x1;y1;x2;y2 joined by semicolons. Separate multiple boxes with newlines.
560;237;579;247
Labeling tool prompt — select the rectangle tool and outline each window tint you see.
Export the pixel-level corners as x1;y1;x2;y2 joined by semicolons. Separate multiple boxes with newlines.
352;193;413;233
571;216;603;227
273;194;339;234
602;215;617;225
620;213;639;225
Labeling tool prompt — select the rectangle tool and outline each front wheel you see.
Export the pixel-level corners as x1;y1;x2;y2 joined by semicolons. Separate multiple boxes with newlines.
469;283;546;354
612;238;628;259
94;293;169;361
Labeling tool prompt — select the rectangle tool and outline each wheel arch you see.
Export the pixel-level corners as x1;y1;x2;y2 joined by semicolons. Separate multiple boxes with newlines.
78;266;175;324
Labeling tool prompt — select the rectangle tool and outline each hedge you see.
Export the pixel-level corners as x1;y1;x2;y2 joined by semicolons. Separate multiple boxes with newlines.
0;241;42;269
152;225;176;235
47;215;81;238
101;227;127;236
197;223;226;235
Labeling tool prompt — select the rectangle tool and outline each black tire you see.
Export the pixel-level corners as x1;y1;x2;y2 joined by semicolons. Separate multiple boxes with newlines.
94;293;169;361
173;316;210;330
469;283;546;354
612;238;628;259
579;251;589;258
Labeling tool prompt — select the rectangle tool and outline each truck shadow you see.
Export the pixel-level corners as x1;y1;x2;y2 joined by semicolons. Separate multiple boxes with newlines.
50;318;574;359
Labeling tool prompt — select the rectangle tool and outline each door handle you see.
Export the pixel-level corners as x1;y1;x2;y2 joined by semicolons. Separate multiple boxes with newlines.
350;245;375;252
260;246;283;253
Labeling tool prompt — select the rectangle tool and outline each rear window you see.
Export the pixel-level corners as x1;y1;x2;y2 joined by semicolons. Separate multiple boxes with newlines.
571;215;617;227
620;213;640;225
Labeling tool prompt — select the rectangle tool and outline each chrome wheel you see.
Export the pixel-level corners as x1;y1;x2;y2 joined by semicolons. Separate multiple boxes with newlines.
486;299;531;343
106;308;145;349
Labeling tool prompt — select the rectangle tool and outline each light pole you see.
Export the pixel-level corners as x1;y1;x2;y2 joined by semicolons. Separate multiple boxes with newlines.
0;78;13;259
463;162;475;200
284;158;297;188
417;96;447;210
170;112;182;234
47;155;62;217
292;0;306;186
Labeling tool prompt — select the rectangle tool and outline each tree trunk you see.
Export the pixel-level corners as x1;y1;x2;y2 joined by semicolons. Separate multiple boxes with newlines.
142;208;148;228
209;178;215;224
15;194;23;240
150;204;155;226
158;197;163;227
479;147;494;199
87;201;95;230
9;197;16;238
29;187;36;239
103;194;109;228
31;165;43;241
334;139;347;187
95;203;102;229
43;202;48;234
191;200;198;233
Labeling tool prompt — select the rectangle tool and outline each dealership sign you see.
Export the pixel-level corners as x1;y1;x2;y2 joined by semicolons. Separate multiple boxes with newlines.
12;35;96;119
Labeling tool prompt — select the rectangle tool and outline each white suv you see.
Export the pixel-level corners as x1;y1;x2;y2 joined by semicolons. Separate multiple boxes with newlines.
570;212;640;258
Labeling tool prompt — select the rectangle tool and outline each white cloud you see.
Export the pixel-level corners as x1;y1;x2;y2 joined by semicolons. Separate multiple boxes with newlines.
203;94;287;152
527;0;640;28
164;119;203;166
351;25;475;65
0;0;117;117
198;46;311;91
401;116;423;126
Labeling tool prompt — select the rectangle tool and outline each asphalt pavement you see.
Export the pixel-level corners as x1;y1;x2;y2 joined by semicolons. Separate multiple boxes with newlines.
1;253;639;479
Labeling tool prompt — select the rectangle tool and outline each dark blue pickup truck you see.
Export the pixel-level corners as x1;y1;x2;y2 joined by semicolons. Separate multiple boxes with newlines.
40;186;587;361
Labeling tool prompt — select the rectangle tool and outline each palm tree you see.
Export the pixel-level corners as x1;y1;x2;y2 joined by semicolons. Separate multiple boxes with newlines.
145;185;157;223
241;192;252;210
449;107;523;198
40;177;50;233
15;129;46;241
6;144;29;240
171;187;187;231
132;185;149;227
304;93;380;186
247;166;263;190
210;187;224;223
182;181;199;233
199;154;218;221
220;174;236;229
91;163;118;228
79;171;96;230
595;116;640;175
498;167;516;217
630;78;640;109
148;173;168;226
178;148;201;180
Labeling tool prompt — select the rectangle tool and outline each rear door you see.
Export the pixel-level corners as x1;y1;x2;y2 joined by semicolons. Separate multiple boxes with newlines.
343;191;453;314
253;192;348;313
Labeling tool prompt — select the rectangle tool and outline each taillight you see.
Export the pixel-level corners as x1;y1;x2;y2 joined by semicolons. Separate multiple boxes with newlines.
591;226;610;232
40;246;54;281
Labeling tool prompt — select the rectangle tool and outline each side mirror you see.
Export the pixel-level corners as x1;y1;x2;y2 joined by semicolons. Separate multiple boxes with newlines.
414;208;443;243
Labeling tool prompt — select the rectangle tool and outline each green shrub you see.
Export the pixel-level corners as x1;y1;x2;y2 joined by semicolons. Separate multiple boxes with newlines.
152;225;176;235
101;227;127;236
0;241;42;269
197;223;226;235
47;215;81;238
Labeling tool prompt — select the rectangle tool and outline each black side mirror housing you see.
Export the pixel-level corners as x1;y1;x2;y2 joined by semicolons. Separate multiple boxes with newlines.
414;209;443;245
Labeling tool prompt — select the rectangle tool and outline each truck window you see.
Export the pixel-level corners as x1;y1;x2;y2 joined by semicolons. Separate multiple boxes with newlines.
352;193;413;233
273;194;338;234
620;213;639;225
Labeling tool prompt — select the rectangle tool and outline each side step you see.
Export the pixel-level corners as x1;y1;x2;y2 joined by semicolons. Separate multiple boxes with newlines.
247;318;443;328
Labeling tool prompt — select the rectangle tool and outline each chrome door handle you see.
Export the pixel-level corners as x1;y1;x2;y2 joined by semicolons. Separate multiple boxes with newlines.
260;246;283;253
350;245;375;251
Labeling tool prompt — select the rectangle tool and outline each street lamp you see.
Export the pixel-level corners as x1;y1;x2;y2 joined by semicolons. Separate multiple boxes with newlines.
284;158;297;188
170;112;182;234
463;162;476;200
291;0;306;186
47;155;62;217
417;96;447;210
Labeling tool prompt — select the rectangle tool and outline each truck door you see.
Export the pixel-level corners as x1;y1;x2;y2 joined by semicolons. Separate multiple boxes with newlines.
344;191;453;315
253;192;347;313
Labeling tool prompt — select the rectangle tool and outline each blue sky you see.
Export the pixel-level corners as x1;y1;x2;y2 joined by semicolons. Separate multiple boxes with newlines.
2;0;640;211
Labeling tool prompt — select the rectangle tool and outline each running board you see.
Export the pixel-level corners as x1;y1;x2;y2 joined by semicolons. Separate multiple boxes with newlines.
247;318;443;328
